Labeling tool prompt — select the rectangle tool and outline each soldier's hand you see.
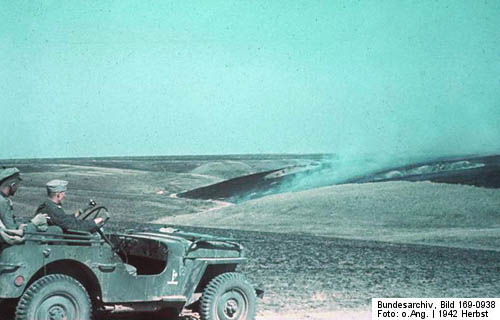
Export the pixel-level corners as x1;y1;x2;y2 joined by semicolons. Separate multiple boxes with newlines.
75;210;82;218
94;217;104;226
7;228;24;237
31;213;49;226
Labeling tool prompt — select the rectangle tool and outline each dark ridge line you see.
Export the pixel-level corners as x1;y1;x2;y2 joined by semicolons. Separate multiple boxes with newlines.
178;155;500;203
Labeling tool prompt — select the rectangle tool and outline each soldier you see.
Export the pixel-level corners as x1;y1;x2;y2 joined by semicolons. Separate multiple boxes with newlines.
0;168;23;232
0;168;48;244
35;179;104;233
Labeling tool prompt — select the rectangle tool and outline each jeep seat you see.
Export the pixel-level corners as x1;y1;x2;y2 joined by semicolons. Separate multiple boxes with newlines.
46;225;64;234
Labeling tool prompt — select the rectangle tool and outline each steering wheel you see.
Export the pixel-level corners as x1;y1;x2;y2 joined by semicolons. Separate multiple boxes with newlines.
80;205;119;252
80;205;110;227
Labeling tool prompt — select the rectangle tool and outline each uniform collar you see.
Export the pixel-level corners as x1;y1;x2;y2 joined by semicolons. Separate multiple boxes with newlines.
46;198;62;207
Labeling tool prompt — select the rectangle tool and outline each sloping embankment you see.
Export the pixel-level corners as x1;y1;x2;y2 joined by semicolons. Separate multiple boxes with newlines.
159;181;500;251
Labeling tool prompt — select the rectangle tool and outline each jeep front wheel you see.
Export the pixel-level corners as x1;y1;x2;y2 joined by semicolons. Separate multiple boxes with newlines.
200;272;256;320
15;274;92;320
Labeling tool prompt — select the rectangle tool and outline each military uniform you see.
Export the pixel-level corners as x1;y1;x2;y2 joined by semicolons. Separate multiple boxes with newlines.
0;168;26;244
35;200;98;232
0;193;17;229
0;168;22;230
36;179;98;233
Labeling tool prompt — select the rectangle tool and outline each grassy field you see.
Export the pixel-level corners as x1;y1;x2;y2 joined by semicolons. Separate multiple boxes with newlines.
160;180;500;251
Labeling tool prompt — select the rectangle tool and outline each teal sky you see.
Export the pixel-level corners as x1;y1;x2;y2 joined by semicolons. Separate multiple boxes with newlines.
1;1;499;159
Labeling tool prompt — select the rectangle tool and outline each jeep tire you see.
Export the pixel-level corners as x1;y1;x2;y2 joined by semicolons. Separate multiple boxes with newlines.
200;272;256;320
15;274;92;320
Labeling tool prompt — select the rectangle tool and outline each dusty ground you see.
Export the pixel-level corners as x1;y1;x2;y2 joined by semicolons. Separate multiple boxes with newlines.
1;155;499;319
169;225;500;311
256;310;371;320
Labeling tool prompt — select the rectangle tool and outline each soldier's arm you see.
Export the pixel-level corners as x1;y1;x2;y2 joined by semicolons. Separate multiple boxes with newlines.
0;200;18;230
52;207;98;233
72;218;99;233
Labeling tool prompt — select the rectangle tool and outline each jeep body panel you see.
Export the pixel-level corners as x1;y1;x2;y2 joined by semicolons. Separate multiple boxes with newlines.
0;236;112;299
101;232;244;303
0;228;246;311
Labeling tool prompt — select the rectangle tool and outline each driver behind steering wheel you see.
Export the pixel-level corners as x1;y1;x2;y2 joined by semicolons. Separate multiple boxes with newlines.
35;180;104;233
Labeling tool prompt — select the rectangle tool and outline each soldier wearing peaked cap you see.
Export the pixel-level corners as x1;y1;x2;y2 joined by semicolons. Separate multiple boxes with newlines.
0;168;23;231
0;168;49;244
35;179;104;233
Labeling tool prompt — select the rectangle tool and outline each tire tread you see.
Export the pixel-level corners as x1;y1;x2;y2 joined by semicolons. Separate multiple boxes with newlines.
15;274;91;320
200;272;256;320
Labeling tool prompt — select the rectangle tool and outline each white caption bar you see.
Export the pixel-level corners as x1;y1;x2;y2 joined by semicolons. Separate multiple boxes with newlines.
373;298;500;319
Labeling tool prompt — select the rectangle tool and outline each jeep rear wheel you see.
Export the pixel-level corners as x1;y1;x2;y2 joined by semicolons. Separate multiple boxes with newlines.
15;274;92;320
200;272;256;320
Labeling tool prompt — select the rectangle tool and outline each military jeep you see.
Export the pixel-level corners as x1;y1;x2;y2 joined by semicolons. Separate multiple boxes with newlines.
0;206;261;320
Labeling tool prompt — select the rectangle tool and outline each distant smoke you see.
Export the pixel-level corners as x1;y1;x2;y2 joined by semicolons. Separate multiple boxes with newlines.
178;152;496;203
272;152;491;196
276;152;410;193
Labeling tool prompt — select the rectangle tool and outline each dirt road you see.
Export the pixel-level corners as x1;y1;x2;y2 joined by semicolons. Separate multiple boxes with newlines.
256;310;371;320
